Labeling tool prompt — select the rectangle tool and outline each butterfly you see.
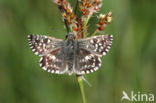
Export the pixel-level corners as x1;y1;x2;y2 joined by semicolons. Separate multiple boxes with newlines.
28;32;113;75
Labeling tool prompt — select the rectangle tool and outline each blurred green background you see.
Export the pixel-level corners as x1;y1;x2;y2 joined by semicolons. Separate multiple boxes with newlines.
0;0;156;103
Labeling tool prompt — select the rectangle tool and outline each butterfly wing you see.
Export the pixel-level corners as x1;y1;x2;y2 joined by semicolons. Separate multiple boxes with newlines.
40;48;68;74
28;34;63;56
28;34;67;74
74;48;102;74
74;34;113;74
78;34;113;57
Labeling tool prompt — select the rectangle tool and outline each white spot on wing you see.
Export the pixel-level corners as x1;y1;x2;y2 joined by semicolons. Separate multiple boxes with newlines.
95;44;98;48
54;64;57;68
47;69;51;72
86;45;89;48
43;67;47;71
81;71;85;74
100;46;103;49
99;43;102;46
97;39;100;43
51;56;56;59
47;39;51;43
99;49;102;52
43;44;46;48
107;46;110;49
52;45;55;48
103;52;106;55
93;63;95;67
51;70;54;73
105;48;109;52
90;39;94;43
86;70;90;74
99;63;102;67
94;48;97;52
94;67;98;71
32;49;35;52
44;36;47;38
85;56;89;60
39;49;42;52
39;43;42;46
40;63;42;67
55;70;59;74
82;59;85;62
98;58;102;62
35;52;39;55
40;57;43;62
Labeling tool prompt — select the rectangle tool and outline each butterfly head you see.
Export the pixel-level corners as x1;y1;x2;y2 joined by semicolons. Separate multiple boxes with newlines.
67;32;75;40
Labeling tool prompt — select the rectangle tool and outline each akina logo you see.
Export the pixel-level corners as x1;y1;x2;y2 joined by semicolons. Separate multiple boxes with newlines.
121;91;154;102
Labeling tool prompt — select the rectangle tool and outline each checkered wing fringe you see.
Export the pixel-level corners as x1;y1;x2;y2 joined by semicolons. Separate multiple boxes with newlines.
28;34;67;74
74;34;113;74
74;48;102;74
78;35;113;57
28;34;63;56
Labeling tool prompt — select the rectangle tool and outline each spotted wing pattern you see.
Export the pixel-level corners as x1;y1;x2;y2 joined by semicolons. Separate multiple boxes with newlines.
78;34;113;57
28;34;113;75
28;34;63;56
74;34;113;74
74;48;102;74
28;34;67;74
40;48;67;74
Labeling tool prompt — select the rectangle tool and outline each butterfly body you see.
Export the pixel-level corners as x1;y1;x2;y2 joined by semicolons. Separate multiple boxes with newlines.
28;33;113;75
63;39;77;74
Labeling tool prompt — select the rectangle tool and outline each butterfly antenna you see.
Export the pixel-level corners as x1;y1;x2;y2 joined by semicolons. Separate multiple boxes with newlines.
81;76;92;87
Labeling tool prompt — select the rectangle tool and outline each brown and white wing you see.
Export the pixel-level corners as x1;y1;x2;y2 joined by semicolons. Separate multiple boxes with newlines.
74;34;113;75
74;48;102;75
28;34;67;74
78;34;113;57
28;34;63;56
